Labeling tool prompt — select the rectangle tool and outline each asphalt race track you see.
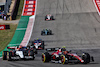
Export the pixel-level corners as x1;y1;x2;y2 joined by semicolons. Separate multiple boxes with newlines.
1;0;100;67
30;0;100;49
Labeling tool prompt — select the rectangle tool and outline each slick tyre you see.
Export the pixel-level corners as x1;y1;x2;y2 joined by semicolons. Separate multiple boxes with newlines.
3;51;7;60
41;31;43;35
50;30;52;35
50;16;54;20
42;52;51;62
61;55;66;64
7;52;12;61
61;55;68;64
45;16;47;20
41;44;44;49
30;50;35;60
82;53;90;64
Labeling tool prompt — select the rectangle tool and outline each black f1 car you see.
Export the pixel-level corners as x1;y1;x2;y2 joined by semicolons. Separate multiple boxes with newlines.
41;29;52;35
3;46;37;61
31;39;45;49
42;48;94;64
45;14;55;21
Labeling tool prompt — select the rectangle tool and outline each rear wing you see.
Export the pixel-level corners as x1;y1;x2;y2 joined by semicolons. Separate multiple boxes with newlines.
45;47;60;51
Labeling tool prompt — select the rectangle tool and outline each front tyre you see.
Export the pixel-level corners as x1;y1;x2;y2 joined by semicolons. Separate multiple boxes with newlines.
42;52;51;62
82;53;90;64
3;51;7;60
61;55;68;64
7;52;12;61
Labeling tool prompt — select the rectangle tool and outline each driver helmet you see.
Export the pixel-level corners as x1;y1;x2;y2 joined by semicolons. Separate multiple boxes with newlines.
37;38;39;40
61;46;66;51
45;28;48;30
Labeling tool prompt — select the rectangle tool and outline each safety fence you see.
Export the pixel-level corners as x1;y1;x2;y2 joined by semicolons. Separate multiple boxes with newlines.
93;0;100;15
22;0;36;16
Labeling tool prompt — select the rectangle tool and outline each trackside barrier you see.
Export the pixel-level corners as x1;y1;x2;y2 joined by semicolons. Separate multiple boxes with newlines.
20;0;37;47
22;0;36;16
93;0;100;15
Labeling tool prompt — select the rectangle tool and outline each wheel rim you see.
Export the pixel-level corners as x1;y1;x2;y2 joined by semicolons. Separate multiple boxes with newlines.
61;55;65;64
2;52;4;59
7;52;9;60
42;54;46;62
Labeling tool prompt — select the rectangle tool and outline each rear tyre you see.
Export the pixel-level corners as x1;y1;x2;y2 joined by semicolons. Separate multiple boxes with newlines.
50;30;52;35
82;53;90;64
41;31;43;35
42;52;51;62
41;44;44;49
50;16;54;20
7;52;12;61
45;16;47;20
3;51;7;60
30;50;35;60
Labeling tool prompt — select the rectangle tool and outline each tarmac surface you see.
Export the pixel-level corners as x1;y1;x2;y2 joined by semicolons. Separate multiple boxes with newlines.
1;0;100;67
30;0;100;49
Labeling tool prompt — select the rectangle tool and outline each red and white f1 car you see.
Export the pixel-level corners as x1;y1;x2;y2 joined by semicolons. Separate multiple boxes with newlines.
42;48;94;64
45;14;55;21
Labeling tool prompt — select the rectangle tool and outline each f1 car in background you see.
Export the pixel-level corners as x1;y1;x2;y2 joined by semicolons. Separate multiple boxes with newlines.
45;14;55;21
3;46;37;61
41;29;52;35
42;47;94;64
31;39;45;49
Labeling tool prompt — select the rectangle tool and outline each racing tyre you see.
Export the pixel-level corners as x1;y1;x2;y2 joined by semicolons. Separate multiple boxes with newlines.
82;53;90;64
61;55;68;64
42;41;44;45
7;52;12;61
41;44;44;49
41;41;44;49
41;31;44;35
34;49;38;54
50;16;54;20
23;50;28;56
42;52;51;62
30;50;35;60
3;51;7;60
50;30;52;35
45;16;47;20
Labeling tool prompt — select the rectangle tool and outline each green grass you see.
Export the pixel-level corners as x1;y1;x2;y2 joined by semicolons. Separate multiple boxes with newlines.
0;23;17;51
0;0;24;51
16;0;24;19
